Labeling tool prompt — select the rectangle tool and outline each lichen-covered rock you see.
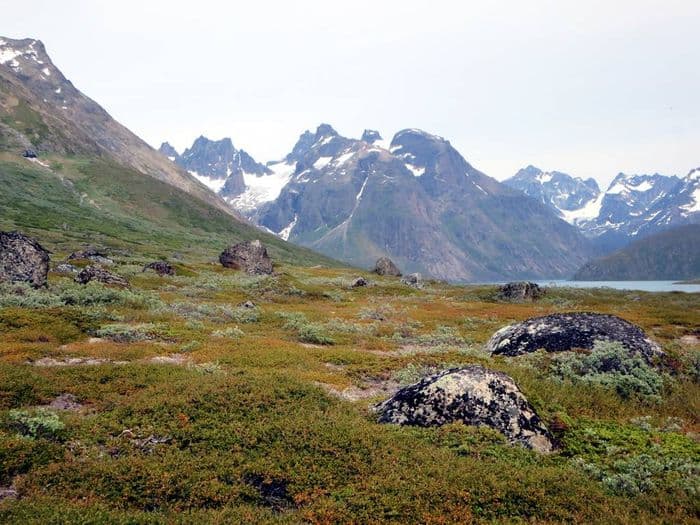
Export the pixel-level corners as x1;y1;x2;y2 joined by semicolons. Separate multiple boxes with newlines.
350;277;368;288
486;312;663;363
67;248;113;265
498;281;543;302
54;263;78;274
0;231;50;287
401;272;422;288
219;240;273;275
373;257;401;277
143;261;175;276
75;266;129;288
376;366;554;452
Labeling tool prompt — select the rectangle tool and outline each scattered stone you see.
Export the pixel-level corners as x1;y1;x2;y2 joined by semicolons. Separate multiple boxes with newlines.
350;276;368;288
143;260;175;276
0;231;50;287
486;312;663;364
373;256;402;277
497;281;543;302
46;393;83;411
401;273;422;288
32;357;124;367
219;239;273;275
680;334;699;346
75;266;129;287
118;429;171;453
239;300;257;309
149;354;191;365
375;365;555;452
54;262;78;274
244;473;295;512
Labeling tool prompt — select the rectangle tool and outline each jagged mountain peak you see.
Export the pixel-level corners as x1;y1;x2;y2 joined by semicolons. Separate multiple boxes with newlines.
361;129;382;144
158;142;180;161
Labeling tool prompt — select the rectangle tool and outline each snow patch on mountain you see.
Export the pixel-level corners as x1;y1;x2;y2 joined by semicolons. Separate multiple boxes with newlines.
229;161;296;212
189;171;227;193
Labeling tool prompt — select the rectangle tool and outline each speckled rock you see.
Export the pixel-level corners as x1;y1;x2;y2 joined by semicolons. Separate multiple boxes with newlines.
219;240;273;275
373;257;401;277
0;231;50;287
75;266;129;288
376;365;554;452
401;272;422;288
143;261;175;276
498;281;543;302
486;312;663;363
350;277;368;288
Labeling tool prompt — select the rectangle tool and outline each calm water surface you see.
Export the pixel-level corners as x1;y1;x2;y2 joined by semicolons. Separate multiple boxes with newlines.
533;280;700;293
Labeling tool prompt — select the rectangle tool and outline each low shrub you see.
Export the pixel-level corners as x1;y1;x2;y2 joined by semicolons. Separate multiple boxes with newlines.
5;409;65;441
278;312;334;345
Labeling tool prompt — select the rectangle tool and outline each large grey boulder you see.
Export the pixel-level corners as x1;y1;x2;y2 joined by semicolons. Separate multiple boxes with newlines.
486;312;663;363
0;231;50;287
376;365;554;452
498;281;543;302
75;266;129;288
373;257;401;277
219;240;273;275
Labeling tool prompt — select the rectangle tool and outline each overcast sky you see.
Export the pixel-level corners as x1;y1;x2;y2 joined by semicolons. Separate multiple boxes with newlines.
4;0;699;187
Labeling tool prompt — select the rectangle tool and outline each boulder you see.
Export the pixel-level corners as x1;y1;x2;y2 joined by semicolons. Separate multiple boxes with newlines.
143;261;175;276
486;312;663;364
219;240;273;275
350;277;368;288
75;266;129;288
376;365;554;452
22;149;37;158
373;256;401;277
68;248;113;265
401;272;422;287
0;231;50;287
498;281;543;302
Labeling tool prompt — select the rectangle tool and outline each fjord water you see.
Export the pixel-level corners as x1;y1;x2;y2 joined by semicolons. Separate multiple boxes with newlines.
536;280;700;293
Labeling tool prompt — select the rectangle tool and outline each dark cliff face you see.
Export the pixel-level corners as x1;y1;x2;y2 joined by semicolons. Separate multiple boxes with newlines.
247;126;593;281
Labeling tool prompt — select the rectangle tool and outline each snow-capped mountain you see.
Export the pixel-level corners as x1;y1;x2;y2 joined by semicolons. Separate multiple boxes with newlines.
504;166;601;224
159;137;271;199
192;124;592;281
506;165;698;251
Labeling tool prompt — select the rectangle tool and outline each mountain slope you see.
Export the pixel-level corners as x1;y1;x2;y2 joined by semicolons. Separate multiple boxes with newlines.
573;224;700;280
217;125;593;281
0;36;336;266
0;36;232;216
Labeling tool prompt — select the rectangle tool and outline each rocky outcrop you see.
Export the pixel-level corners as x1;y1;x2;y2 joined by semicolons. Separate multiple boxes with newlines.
143;261;175;276
67;248;113;265
350;277;368;288
219;240;273;275
54;263;78;274
498;281;543;302
376;366;554;452
401;273;422;288
373;257;401;277
75;266;129;288
0;231;50;287
486;312;663;363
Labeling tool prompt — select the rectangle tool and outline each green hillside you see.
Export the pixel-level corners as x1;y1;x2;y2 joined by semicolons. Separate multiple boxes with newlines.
574;225;700;281
0;154;338;266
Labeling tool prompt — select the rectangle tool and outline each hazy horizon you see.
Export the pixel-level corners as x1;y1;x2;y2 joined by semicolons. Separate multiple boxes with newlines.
3;0;699;187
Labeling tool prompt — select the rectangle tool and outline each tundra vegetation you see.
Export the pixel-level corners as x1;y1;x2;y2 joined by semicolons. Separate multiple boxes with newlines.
0;251;697;524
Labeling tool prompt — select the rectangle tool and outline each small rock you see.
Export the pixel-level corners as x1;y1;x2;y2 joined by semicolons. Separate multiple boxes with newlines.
497;281;543;302
47;393;83;411
350;277;368;288
401;273;422;288
54;262;78;274
373;256;402;277
22;149;37;158
486;312;663;364
239;300;256;309
0;231;50;287
219;239;273;275
0;485;18;501
376;365;554;452
75;266;129;287
143;260;175;276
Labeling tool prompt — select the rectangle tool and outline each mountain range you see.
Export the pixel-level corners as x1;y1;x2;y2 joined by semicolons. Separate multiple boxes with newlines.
161;127;593;281
505;166;700;252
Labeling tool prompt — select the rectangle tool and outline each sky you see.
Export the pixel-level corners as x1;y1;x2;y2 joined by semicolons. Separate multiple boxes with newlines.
3;0;699;188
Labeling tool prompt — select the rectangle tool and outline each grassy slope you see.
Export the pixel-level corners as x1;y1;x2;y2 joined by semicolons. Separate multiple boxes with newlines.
0;258;697;523
574;224;700;281
0;154;339;267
